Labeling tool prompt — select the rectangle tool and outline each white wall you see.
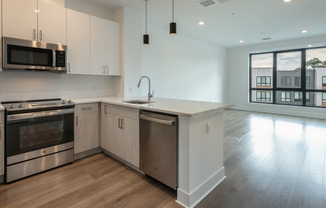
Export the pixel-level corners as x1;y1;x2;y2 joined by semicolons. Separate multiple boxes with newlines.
227;34;326;119
65;0;112;20
113;7;142;97
141;24;227;102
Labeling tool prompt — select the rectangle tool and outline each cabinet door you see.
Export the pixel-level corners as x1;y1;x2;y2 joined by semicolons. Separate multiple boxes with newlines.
121;117;139;167
2;0;38;41
0;124;4;176
74;104;99;154
67;9;90;74
106;21;121;75
38;0;66;44
106;114;123;157
90;16;106;75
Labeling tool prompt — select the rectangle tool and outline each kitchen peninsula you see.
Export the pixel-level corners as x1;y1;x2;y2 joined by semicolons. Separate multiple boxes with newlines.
72;96;233;208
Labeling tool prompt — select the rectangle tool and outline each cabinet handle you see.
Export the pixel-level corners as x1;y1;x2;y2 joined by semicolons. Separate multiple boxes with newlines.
76;116;79;126
33;29;36;40
39;30;43;41
68;63;71;73
121;118;124;130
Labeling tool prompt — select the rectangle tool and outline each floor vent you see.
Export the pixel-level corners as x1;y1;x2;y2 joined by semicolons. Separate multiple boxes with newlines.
200;0;216;7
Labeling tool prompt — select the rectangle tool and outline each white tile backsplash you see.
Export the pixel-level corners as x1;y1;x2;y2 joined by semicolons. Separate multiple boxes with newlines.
0;70;120;101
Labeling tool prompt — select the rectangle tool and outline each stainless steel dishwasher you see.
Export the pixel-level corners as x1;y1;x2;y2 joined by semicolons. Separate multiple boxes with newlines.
139;110;178;190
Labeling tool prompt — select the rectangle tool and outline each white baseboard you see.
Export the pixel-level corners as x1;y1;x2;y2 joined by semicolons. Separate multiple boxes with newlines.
176;167;226;208
231;103;326;120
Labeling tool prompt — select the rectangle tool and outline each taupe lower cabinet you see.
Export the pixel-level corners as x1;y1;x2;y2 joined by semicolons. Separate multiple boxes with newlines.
101;103;139;167
0;111;4;176
74;103;99;154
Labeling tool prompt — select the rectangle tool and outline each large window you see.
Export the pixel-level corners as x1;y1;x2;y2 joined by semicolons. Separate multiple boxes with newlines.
250;47;326;107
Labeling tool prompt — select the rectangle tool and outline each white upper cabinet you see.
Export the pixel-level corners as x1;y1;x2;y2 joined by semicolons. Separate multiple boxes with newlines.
2;0;66;44
90;16;121;76
2;0;37;41
90;16;107;75
106;21;121;76
37;0;66;44
67;9;90;75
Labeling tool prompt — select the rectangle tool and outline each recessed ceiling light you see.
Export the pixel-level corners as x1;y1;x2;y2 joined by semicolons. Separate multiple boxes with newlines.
239;40;244;43
34;9;40;13
284;0;291;3
199;21;205;26
301;29;308;33
308;44;312;47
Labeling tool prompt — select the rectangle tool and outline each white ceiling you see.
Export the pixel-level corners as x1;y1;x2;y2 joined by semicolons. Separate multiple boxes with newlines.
80;0;326;48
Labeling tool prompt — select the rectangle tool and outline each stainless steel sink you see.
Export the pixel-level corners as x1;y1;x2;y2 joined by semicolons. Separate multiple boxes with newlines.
123;100;155;104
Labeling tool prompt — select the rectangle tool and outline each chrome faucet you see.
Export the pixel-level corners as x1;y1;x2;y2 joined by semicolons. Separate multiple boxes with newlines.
137;76;154;100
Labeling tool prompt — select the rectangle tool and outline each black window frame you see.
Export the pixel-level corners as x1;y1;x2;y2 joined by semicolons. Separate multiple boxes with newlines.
323;76;326;88
249;46;326;108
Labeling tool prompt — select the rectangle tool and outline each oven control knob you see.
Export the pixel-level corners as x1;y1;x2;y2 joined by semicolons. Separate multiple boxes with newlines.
10;104;15;109
62;100;66;104
68;100;72;104
18;104;23;108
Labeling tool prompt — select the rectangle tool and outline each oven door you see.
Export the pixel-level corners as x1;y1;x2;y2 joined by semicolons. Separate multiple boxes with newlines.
6;108;74;157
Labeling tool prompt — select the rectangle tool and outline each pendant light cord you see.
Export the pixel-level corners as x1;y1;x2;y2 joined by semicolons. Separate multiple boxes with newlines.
172;0;175;22
145;0;148;33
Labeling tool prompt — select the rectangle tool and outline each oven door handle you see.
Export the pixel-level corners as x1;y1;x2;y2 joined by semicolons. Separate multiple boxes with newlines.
7;108;74;122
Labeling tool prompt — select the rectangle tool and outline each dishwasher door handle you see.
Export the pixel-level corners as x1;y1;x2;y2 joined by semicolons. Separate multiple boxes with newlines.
139;114;175;126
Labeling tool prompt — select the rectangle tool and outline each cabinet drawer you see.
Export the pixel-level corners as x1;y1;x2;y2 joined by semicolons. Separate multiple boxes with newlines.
0;111;4;124
103;103;139;119
75;103;98;114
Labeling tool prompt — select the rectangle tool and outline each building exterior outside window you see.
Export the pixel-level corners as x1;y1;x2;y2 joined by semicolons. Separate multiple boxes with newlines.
306;76;310;87
257;91;271;101
294;92;302;102
294;77;301;87
281;92;291;102
256;76;271;87
281;76;291;87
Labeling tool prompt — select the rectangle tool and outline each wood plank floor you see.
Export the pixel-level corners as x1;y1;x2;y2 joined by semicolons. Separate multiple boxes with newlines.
1;109;326;208
0;154;182;208
197;109;326;208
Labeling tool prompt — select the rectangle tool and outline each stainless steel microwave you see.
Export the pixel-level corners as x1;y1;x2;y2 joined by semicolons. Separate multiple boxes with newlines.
2;37;67;73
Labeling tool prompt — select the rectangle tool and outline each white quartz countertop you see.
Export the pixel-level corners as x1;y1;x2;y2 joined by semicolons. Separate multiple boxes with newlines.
71;97;233;117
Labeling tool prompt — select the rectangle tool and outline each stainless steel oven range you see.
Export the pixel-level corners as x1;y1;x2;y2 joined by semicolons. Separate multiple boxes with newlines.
1;99;75;183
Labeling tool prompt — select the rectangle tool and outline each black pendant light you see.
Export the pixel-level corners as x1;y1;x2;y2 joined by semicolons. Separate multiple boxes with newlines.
143;0;149;45
170;0;176;35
